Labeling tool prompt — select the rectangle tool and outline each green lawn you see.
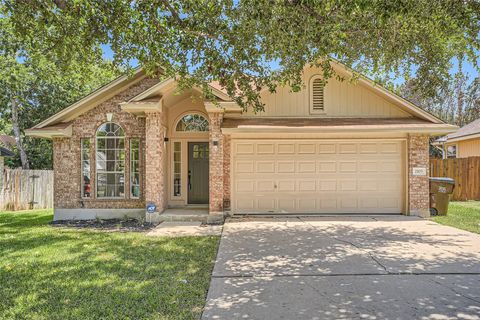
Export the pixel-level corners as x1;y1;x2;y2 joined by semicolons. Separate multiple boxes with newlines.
433;201;480;234
0;209;220;320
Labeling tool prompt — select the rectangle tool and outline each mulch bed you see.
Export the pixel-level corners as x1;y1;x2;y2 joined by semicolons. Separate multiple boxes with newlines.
50;218;156;232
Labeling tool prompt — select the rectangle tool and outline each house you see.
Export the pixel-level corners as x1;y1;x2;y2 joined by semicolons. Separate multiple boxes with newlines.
26;62;457;221
433;119;480;158
0;135;15;171
0;142;15;191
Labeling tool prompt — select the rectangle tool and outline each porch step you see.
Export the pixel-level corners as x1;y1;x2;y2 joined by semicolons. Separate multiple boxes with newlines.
149;208;225;224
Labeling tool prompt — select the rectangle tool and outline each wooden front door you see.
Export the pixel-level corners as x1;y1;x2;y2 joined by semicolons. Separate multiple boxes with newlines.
188;142;209;204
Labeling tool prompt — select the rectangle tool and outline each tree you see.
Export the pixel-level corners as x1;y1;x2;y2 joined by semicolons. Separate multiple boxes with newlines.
2;0;479;112
399;73;480;127
0;12;117;169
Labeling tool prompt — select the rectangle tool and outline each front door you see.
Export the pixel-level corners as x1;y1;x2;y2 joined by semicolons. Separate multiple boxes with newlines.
188;142;209;204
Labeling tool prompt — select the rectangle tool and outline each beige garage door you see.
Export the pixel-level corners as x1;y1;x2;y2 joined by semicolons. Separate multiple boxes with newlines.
232;140;405;214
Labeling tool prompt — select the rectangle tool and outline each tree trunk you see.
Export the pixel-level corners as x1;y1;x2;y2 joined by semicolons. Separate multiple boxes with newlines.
11;97;29;169
456;83;464;126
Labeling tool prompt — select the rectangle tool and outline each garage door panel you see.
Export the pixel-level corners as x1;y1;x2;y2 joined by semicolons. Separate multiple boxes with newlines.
257;199;276;210
277;143;295;154
236;143;254;154
277;161;295;173
256;161;275;173
298;199;317;210
236;161;254;173
298;161;316;173
232;140;405;214
339;143;357;154
257;180;275;192
359;143;379;154
298;143;316;154
339;161;357;173
236;180;255;192
339;180;357;191
278;199;296;211
298;180;316;191
319;144;336;154
318;161;337;173
319;180;337;191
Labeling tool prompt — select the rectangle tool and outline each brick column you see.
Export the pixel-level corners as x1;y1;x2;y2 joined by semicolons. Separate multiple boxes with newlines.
408;134;430;217
145;112;167;213
208;112;224;216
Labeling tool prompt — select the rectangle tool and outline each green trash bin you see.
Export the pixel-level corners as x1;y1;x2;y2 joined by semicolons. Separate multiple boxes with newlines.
429;177;455;216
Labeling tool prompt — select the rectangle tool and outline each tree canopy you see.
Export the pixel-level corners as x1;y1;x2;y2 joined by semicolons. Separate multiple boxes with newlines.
2;0;479;112
0;10;117;169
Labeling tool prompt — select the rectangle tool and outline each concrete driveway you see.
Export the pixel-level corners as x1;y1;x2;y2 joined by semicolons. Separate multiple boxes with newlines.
202;216;480;319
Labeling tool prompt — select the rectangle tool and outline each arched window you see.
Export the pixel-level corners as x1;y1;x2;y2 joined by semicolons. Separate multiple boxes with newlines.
176;114;209;132
96;122;125;198
310;76;325;113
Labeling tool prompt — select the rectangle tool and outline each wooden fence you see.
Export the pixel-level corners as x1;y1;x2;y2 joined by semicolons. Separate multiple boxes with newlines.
0;169;54;210
430;157;480;201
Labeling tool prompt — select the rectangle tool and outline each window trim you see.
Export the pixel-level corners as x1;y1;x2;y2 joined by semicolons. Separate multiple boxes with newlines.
175;113;210;133
172;141;182;197
95;122;126;199
446;144;457;158
80;138;91;199
130;138;141;199
309;75;326;115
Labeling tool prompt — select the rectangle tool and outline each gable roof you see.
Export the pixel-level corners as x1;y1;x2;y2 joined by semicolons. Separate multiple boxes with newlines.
437;119;480;143
0;147;15;157
328;60;444;124
0;135;15;149
27;62;454;138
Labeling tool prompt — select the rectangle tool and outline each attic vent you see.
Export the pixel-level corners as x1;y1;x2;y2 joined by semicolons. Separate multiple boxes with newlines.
311;78;325;112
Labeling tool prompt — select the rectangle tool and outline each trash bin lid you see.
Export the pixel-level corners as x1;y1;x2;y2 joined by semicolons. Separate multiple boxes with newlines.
429;177;455;184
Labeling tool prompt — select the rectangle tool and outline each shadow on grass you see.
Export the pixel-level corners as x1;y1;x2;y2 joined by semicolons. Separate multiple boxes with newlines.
0;210;219;320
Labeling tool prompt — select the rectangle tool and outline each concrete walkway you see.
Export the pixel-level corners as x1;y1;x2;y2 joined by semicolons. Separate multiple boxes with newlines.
146;222;222;237
203;216;480;319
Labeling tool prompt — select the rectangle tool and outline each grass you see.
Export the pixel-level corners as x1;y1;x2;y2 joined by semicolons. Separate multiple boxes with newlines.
433;201;480;234
0;209;220;320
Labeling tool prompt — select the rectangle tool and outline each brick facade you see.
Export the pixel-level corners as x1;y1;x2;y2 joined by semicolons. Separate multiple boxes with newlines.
223;135;231;210
208;112;224;213
53;77;159;210
145;111;168;213
408;134;430;217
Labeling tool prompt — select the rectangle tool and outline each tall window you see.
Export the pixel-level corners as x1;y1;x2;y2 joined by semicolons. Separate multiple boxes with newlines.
173;142;181;196
310;76;325;113
176;114;209;132
96;122;125;198
81;139;91;198
130;139;140;198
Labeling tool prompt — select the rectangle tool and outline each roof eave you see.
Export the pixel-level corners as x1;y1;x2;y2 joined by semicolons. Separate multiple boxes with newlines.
222;124;457;135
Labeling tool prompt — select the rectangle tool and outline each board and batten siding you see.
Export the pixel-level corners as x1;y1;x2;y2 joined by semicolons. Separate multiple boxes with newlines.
242;67;412;118
457;139;480;158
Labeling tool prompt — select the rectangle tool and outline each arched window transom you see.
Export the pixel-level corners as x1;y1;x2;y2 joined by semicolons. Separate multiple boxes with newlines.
96;122;125;198
176;114;209;132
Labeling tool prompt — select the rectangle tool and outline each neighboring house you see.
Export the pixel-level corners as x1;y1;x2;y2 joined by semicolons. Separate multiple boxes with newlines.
433;119;480;159
0;146;15;191
26;62;456;221
0;135;15;172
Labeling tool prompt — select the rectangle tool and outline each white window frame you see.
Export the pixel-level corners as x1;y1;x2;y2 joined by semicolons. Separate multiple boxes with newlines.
130;138;140;199
447;144;457;158
95;122;126;199
80;138;91;199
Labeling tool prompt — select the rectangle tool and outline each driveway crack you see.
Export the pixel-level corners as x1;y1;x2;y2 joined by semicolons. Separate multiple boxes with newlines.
298;217;390;274
429;278;480;304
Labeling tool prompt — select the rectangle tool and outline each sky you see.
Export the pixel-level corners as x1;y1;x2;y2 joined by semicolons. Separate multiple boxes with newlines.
100;44;479;86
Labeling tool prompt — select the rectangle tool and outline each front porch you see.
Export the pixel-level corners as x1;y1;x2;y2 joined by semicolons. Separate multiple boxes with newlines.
148;207;224;224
